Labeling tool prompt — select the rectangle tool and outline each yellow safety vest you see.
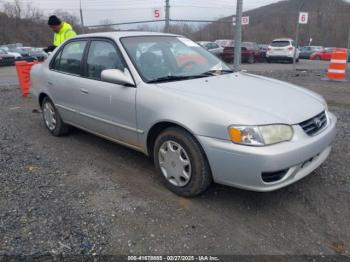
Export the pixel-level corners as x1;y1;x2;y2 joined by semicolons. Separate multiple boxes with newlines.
53;22;77;47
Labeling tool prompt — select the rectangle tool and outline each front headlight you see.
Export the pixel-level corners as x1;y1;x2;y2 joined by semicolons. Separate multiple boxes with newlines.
228;125;293;146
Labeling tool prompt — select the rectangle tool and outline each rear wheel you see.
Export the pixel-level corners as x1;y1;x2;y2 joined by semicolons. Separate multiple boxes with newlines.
153;127;212;197
247;55;255;64
41;97;70;136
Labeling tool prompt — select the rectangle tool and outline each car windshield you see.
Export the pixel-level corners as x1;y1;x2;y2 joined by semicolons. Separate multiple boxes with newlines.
271;41;290;47
121;36;232;83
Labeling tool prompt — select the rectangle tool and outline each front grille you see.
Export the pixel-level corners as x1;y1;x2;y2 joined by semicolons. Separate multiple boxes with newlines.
299;111;327;136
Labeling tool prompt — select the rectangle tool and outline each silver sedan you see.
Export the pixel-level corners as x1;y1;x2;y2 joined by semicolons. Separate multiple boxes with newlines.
30;32;337;197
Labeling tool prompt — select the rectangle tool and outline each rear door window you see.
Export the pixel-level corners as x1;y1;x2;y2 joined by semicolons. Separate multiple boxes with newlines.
52;41;87;75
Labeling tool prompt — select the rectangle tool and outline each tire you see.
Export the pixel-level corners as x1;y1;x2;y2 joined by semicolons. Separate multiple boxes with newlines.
247;55;255;64
41;97;70;136
266;58;271;63
153;127;212;197
315;56;321;60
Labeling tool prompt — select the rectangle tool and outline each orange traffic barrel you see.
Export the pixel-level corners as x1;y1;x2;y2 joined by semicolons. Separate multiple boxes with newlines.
15;60;41;97
325;50;348;81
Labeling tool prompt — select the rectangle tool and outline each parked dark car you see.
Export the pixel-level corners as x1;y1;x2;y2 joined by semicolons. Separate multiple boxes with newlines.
299;46;323;59
197;41;224;58
27;47;48;61
0;49;15;66
258;44;269;59
217;41;264;64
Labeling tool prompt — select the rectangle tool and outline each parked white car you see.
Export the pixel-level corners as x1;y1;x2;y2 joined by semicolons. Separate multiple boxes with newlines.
266;38;300;63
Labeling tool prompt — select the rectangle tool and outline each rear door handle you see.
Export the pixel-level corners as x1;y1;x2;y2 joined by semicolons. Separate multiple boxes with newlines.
47;81;53;86
80;88;89;94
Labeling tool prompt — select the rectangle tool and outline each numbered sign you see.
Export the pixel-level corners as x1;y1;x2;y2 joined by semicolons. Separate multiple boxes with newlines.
232;16;250;26
299;12;308;24
153;8;162;20
242;16;250;25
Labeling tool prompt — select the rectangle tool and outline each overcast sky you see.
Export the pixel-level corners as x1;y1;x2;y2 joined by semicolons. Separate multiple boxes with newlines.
3;0;282;27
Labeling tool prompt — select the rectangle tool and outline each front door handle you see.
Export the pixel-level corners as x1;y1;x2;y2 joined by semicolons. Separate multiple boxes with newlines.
47;81;53;86
80;88;89;94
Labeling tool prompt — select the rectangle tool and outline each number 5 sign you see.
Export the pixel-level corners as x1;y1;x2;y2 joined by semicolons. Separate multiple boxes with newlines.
153;8;162;20
299;12;308;24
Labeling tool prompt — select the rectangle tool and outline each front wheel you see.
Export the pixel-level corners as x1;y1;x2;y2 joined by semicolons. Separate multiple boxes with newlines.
41;97;70;136
153;127;212;197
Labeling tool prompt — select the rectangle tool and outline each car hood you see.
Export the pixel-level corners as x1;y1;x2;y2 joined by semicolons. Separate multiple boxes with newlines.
7;52;21;57
155;72;326;125
0;54;14;58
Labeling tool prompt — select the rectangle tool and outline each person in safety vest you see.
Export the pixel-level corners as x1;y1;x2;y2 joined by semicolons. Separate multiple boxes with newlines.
44;15;77;52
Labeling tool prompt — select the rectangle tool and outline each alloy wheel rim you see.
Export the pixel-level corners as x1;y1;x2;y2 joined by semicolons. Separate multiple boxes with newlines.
158;140;192;187
43;102;56;131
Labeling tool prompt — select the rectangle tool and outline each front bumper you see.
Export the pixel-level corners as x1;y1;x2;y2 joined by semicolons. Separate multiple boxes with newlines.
197;112;337;192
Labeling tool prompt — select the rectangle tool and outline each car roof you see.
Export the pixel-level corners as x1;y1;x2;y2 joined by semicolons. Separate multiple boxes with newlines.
272;38;293;42
72;31;180;40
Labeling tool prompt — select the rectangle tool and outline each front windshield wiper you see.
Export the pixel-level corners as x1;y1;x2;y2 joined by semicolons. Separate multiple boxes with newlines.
147;69;234;84
147;75;200;83
198;69;234;76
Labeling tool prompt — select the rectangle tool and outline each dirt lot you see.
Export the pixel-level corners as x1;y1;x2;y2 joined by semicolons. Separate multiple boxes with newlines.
0;60;349;258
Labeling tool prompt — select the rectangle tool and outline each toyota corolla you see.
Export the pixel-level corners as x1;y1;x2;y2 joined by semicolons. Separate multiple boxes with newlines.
30;32;337;197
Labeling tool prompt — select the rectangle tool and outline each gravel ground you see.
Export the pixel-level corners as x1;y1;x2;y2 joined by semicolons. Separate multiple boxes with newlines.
0;61;349;259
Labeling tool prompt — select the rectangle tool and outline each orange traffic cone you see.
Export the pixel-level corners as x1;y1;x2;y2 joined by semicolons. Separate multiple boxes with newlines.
15;61;41;97
324;49;348;81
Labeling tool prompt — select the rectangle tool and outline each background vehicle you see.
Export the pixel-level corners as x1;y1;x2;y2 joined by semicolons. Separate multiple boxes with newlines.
27;47;48;61
258;44;269;60
9;47;35;62
299;46;323;59
309;47;347;61
241;42;264;63
31;32;336;197
216;40;234;63
0;49;15;66
217;40;263;63
0;46;22;60
197;41;223;58
266;38;300;63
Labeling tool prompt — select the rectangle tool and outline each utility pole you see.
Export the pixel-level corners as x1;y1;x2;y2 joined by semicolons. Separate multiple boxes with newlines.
347;27;350;70
79;0;85;33
293;0;305;71
165;0;170;33
234;0;243;71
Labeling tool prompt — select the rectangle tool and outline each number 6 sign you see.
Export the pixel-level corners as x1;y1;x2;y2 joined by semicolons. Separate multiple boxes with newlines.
299;12;308;24
153;8;162;20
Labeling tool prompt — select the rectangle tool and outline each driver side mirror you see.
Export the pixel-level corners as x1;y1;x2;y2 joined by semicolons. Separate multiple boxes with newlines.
101;69;135;87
